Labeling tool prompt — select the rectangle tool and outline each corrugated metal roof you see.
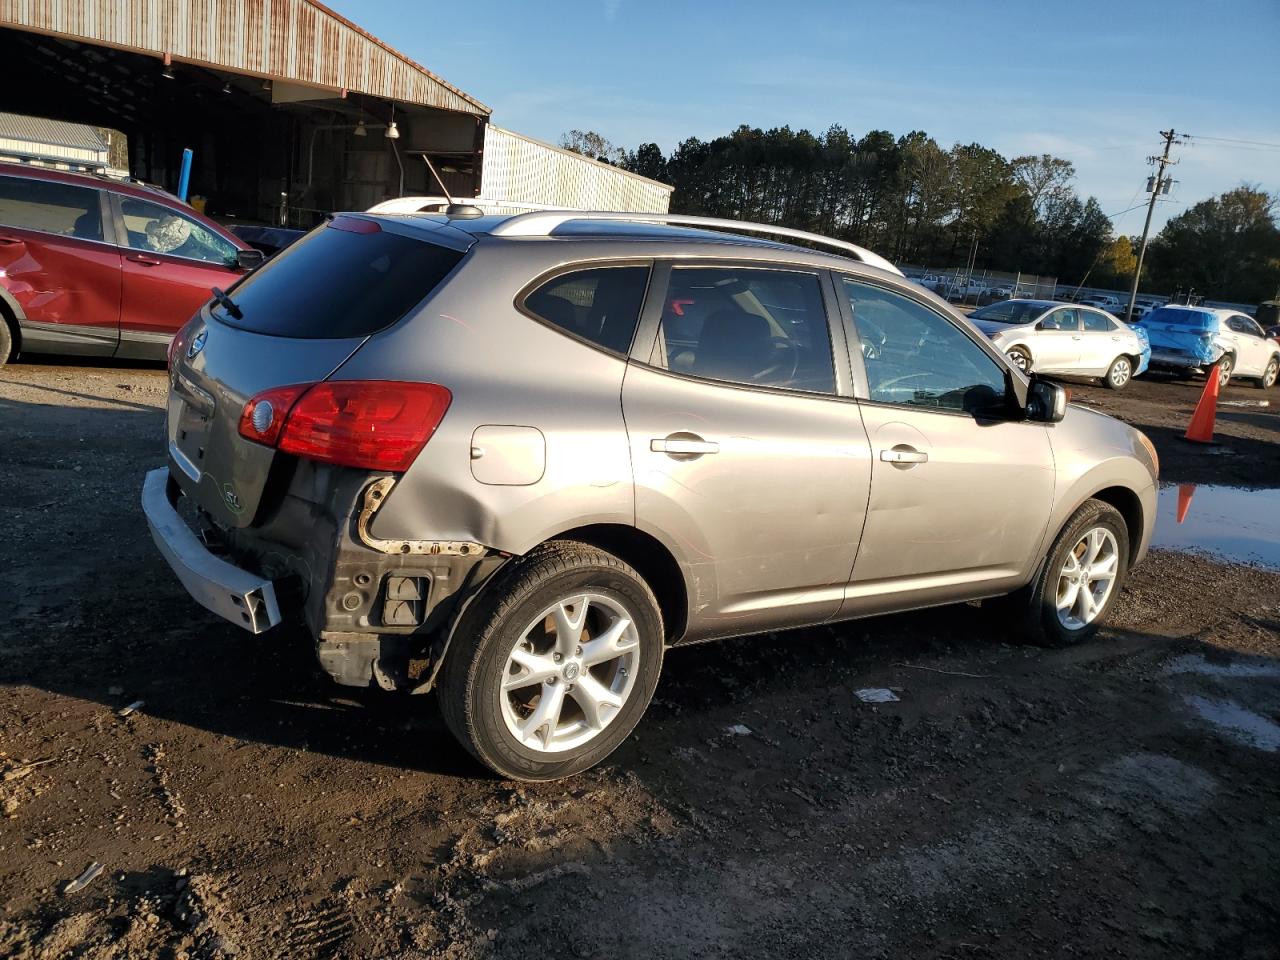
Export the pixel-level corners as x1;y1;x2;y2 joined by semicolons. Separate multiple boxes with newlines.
0;0;490;116
0;111;107;152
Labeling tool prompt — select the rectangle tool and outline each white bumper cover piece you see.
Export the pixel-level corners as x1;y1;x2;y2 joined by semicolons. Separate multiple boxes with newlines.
141;468;282;634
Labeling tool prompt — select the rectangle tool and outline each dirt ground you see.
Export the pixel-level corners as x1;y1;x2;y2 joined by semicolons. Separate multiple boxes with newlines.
1;358;1277;960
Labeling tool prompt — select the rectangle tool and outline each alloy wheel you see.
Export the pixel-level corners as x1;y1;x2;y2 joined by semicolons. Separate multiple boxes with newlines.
1056;527;1120;631
1109;358;1131;387
1217;357;1233;388
500;593;640;753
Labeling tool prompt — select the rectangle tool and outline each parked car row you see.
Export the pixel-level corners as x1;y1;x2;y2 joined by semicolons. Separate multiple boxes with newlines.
965;297;1279;391
968;300;1150;390
913;275;1019;305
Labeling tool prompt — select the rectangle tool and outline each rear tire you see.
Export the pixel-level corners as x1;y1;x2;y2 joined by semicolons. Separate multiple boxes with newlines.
1104;355;1132;390
0;318;13;367
1257;356;1278;390
997;499;1130;647
438;542;664;781
1216;354;1233;388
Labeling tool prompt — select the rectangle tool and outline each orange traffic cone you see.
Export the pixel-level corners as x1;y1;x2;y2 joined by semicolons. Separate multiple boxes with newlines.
1182;363;1222;444
1176;483;1196;523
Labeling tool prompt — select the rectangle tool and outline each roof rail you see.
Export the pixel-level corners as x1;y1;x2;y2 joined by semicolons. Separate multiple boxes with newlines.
487;211;902;276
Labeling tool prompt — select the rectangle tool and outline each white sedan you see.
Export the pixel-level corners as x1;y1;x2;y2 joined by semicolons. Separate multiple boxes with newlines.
968;299;1149;390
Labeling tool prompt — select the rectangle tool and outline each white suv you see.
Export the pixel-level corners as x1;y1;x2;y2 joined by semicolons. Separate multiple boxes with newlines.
1141;305;1280;388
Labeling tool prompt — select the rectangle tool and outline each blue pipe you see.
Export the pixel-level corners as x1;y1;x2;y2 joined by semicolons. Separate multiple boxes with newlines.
177;148;193;202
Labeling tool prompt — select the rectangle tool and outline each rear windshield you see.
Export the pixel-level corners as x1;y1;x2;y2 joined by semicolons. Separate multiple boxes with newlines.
212;220;463;338
1142;307;1217;330
969;301;1050;325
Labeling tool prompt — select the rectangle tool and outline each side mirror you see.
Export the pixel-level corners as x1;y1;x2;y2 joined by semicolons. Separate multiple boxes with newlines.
236;249;266;271
1026;379;1067;423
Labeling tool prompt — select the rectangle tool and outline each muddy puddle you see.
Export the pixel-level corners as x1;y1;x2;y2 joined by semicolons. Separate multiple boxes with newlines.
1152;483;1280;570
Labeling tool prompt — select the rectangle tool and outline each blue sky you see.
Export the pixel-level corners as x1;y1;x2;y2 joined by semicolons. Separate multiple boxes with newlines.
333;0;1280;233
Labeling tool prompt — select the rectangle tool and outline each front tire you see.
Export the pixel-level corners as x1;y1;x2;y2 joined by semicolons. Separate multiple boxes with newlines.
1104;355;1132;390
998;499;1130;647
1007;346;1032;374
438;542;664;780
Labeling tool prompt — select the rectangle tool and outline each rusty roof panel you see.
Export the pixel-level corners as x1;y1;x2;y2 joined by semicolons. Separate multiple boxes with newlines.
0;0;490;115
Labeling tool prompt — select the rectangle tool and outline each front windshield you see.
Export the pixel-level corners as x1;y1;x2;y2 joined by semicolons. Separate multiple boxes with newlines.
970;301;1048;325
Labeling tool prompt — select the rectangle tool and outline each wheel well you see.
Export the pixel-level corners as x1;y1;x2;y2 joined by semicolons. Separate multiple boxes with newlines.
1090;486;1143;565
552;524;688;643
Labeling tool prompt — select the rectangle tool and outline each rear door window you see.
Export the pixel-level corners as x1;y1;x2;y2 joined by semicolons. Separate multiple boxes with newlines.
0;175;104;241
1082;311;1114;332
1228;315;1264;337
211;219;463;338
522;265;650;354
649;266;836;394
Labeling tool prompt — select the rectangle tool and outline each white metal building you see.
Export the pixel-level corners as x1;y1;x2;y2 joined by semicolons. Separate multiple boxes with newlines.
0;111;111;171
481;125;671;213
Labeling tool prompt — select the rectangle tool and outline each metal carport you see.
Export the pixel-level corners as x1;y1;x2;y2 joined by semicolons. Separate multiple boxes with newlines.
0;0;492;227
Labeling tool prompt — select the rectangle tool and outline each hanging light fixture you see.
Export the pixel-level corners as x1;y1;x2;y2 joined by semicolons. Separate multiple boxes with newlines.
354;119;368;137
221;81;231;94
384;104;400;140
161;52;175;80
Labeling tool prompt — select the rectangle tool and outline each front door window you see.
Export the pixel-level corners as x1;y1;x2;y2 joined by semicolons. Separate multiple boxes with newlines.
119;197;237;266
842;278;1008;415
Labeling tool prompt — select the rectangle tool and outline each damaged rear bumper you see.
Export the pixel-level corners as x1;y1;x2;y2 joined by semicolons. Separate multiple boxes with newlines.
142;467;282;634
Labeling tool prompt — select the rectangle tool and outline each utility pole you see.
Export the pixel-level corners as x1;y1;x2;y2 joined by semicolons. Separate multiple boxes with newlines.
1124;129;1181;323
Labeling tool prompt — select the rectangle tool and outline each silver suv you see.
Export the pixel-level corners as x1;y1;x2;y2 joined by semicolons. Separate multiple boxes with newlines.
144;210;1159;780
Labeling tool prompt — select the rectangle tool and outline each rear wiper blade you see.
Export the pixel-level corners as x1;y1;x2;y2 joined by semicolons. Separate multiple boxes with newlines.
210;287;243;320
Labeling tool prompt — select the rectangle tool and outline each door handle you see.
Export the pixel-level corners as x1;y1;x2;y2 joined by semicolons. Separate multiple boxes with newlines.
651;436;719;456
1072;335;1083;340
880;448;928;464
0;235;23;245
127;254;162;266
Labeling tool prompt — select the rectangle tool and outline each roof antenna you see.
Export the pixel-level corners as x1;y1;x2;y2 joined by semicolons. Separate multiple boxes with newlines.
422;155;481;219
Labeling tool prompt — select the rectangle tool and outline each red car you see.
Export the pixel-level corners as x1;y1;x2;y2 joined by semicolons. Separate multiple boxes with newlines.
0;163;262;365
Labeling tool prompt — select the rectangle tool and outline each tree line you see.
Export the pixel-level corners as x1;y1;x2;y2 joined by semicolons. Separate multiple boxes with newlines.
562;126;1280;304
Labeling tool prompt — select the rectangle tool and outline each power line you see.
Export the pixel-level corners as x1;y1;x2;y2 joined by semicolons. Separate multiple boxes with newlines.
1107;201;1147;220
1185;134;1280;149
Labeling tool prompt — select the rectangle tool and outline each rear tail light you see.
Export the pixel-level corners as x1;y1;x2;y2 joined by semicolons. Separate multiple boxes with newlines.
239;380;451;472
